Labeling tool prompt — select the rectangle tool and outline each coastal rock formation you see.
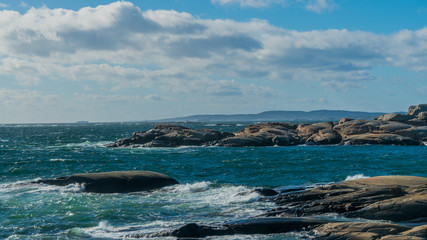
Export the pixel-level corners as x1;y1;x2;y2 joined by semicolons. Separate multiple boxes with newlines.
132;175;427;239
312;222;427;240
266;175;427;222
107;104;427;147
34;171;179;193
106;124;232;147
216;122;301;146
130;217;331;238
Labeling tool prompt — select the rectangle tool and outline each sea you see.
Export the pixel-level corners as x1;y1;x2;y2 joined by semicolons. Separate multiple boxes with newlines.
1;122;426;240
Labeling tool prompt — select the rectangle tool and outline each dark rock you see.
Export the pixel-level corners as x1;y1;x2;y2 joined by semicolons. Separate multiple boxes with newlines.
417;112;427;121
408;104;427;116
107;124;232;147
254;187;279;196
131;218;331;238
34;171;179;193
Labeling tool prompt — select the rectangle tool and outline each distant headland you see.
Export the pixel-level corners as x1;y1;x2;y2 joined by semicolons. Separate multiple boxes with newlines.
157;109;386;122
107;104;427;147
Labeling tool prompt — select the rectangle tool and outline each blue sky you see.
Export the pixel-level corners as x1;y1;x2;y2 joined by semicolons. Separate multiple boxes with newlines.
0;0;426;123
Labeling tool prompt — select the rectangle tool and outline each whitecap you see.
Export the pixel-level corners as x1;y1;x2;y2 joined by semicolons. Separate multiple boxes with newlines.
49;158;71;162
345;174;369;181
167;181;211;193
80;220;180;239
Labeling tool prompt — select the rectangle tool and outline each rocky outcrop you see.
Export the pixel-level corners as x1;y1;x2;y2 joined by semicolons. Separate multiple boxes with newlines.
312;222;426;240
376;104;427;126
131;175;427;239
106;124;233;147
266;176;427;222
34;171;179;193
107;104;427;147
129;217;332;238
216;122;301;146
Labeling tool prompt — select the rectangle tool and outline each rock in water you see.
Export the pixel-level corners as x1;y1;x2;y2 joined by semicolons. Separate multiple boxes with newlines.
34;171;179;193
268;175;427;222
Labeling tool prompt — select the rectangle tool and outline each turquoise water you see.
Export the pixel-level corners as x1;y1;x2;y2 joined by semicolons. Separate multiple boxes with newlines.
1;122;426;239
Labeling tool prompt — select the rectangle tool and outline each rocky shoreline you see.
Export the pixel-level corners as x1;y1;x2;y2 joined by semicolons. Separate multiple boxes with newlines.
123;175;427;239
35;172;427;239
107;104;427;148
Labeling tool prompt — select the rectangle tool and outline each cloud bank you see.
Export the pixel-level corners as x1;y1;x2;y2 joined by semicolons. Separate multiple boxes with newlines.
0;1;426;121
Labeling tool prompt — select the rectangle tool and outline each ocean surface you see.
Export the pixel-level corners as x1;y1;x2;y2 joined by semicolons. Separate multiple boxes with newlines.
1;122;426;239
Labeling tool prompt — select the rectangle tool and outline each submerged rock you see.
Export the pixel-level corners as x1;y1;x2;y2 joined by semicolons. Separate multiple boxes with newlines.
34;171;179;193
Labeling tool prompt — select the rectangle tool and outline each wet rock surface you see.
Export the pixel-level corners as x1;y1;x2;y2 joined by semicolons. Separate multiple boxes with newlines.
34;171;179;193
131;175;427;239
266;176;427;222
107;104;427;147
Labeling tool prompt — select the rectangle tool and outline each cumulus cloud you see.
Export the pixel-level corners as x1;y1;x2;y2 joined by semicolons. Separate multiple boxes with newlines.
0;1;426;98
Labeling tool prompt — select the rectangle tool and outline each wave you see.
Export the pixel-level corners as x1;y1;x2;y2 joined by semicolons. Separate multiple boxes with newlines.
0;181;86;195
344;174;369;181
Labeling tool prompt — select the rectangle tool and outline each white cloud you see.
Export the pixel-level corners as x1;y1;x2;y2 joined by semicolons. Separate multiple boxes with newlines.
0;89;57;109
144;94;163;101
302;0;335;13
0;1;426;102
0;3;8;8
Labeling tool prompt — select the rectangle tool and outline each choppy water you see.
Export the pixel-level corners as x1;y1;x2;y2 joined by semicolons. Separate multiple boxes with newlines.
1;122;426;239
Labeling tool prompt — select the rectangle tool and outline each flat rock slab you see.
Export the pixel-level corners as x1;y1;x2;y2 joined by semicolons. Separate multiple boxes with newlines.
312;222;427;240
268;176;427;222
34;171;179;193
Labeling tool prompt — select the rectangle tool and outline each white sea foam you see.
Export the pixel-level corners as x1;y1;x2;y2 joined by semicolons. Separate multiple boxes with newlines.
345;174;369;181
79;220;180;239
167;181;211;193
63;141;110;148
49;158;71;162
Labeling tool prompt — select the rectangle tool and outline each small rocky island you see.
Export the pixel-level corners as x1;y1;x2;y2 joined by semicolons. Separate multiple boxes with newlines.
107;104;427;147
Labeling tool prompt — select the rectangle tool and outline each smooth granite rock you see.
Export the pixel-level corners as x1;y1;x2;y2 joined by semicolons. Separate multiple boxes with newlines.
266;176;427;222
107;104;427;147
311;222;426;240
216;122;301;147
34;171;179;193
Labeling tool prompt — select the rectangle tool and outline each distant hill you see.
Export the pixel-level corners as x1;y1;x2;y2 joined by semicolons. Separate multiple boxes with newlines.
158;110;386;122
